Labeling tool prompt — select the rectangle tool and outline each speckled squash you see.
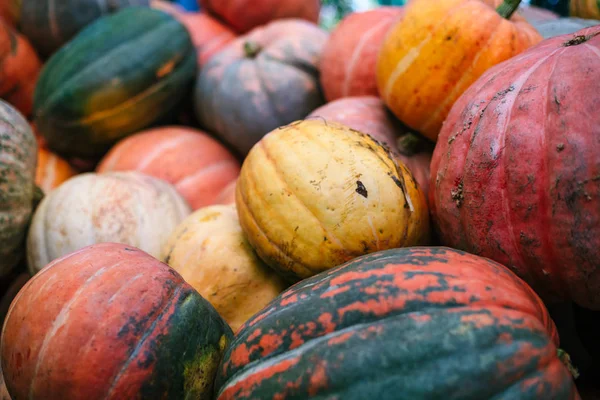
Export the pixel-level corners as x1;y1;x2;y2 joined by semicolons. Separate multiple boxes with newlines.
532;17;599;38
430;26;600;309
214;180;237;205
200;0;320;34
177;13;237;67
2;243;233;400
570;0;600;19
236;119;430;281
320;7;403;102
308;96;433;197
215;247;579;400
35;147;77;193
377;0;543;141
195;19;328;156
20;0;150;57
0;101;38;278
161;205;289;332
97;127;240;210
27;171;191;274
33;7;197;159
0;0;20;28
0;21;41;117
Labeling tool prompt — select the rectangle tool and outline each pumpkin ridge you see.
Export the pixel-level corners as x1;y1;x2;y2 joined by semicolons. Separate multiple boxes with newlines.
584;41;600;57
262;52;320;82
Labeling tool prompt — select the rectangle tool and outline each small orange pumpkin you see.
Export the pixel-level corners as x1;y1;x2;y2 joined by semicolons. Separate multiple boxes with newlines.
35;147;78;193
377;0;543;141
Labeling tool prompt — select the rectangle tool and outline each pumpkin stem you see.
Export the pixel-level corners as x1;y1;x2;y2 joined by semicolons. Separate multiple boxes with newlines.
397;132;428;156
244;41;262;58
32;185;44;211
557;349;580;379
496;0;522;19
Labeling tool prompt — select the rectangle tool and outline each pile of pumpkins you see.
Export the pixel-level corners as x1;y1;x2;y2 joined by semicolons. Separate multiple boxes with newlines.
0;0;598;398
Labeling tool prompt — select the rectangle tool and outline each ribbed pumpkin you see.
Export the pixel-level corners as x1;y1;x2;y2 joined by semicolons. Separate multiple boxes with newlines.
308;96;433;197
20;0;150;58
533;17;599;38
0;21;41;117
215;247;579;400
97;127;240;210
161;205;289;332
177;13;237;67
0;0;19;28
200;0;321;34
377;0;543;141
35;147;77;193
33;7;197;160
195;19;328;156
27;171;191;274
430;26;600;309
570;0;600;19
214;180;237;205
320;7;403;102
2;243;233;400
236;119;430;282
0;101;39;278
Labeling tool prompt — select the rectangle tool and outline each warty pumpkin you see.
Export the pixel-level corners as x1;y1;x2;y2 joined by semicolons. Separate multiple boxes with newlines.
430;26;600;309
377;0;543;141
215;247;579;400
236;119;430;282
27;171;191;274
2;243;233;399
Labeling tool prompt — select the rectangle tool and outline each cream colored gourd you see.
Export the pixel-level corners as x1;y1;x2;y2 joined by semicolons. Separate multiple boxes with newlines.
27;171;191;274
162;205;288;332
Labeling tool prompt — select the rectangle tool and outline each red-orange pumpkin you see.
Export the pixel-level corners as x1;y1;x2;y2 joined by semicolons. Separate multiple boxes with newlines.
308;96;433;197
320;7;404;102
0;21;41;117
97;126;240;210
199;0;321;34
35;147;78;193
0;1;19;28
177;13;237;68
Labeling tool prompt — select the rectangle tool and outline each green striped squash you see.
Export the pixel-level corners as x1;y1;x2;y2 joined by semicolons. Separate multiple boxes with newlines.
33;7;196;159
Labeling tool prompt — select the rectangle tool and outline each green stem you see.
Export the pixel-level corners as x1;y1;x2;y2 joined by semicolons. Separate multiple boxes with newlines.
244;41;262;58
496;0;522;19
397;132;426;156
557;349;580;379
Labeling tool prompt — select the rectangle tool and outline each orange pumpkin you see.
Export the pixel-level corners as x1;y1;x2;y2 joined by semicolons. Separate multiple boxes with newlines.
377;0;543;141
35;147;78;193
320;7;404;101
0;20;41;117
178;13;237;67
97;126;240;210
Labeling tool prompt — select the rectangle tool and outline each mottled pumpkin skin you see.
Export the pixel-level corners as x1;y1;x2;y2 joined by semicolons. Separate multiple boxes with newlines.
215;247;579;400
377;0;543;141
195;19;328;156
35;147;77;193
320;7;403;102
570;0;600;19
2;243;233;400
200;0;321;34
236;119;430;281
0;101;37;278
27;171;191;274
161;205;289;332
308;96;433;197
177;13;237;67
0;21;41;117
97;127;240;210
430;27;600;309
533;17;600;38
33;7;197;160
20;0;150;57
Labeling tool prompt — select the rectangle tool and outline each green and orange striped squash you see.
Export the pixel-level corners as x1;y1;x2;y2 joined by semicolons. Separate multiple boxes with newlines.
214;247;579;399
33;7;196;160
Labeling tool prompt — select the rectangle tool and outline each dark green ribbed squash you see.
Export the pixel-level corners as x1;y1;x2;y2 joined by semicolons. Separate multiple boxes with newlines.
20;0;150;58
33;7;196;159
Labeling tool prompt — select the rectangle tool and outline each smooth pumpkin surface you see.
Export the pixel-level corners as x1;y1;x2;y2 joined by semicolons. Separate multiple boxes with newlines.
570;0;600;19
320;7;403;101
532;17;599;38
214;180;237;205
97;127;240;210
27;171;191;274
200;0;321;33
33;7;197;159
430;26;600;309
236;119;430;281
20;0;150;57
35;147;77;193
308;96;433;197
177;13;237;67
195;19;328;156
215;247;578;400
0;100;38;278
0;21;41;117
2;243;233;400
377;0;543;141
161;205;289;332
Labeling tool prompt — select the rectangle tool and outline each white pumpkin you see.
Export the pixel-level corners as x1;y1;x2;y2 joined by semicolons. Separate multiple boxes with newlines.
27;171;191;274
